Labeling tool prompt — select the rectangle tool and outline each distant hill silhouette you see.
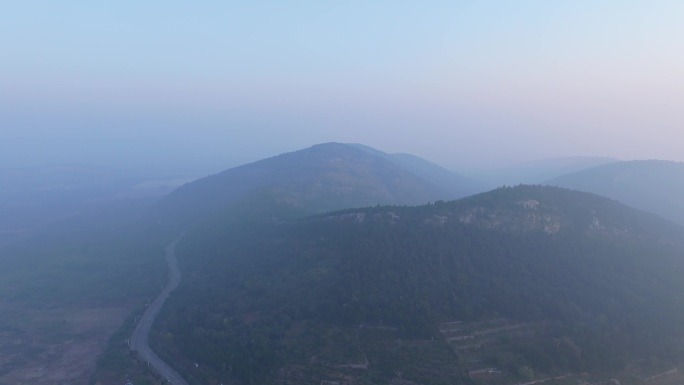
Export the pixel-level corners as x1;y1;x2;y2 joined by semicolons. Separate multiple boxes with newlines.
0;165;185;244
548;160;684;225
155;142;480;225
476;156;619;187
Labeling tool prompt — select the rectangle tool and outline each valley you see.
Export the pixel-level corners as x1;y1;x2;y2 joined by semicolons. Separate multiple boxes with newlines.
2;144;684;385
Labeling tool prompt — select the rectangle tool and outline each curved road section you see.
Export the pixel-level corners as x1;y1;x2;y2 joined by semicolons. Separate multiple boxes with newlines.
130;235;189;385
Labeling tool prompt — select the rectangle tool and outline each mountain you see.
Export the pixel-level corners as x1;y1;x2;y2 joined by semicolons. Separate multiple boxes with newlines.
155;143;478;225
547;160;684;226
153;185;684;385
349;143;486;196
475;156;619;187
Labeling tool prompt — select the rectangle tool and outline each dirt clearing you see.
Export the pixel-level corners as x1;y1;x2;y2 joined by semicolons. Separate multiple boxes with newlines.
0;304;133;385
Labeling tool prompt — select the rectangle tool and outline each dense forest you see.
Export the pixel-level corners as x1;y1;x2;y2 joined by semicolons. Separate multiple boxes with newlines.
152;186;684;385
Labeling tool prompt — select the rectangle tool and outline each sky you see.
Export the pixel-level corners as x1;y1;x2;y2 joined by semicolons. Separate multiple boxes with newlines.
2;0;683;173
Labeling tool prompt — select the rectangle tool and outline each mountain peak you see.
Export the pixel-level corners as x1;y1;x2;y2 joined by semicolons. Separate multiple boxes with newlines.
155;143;482;225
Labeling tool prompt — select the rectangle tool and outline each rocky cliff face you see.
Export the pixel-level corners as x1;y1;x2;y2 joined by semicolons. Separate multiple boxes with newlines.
314;185;683;246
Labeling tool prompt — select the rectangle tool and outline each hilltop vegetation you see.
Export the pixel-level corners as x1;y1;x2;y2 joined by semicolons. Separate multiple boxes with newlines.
153;186;684;385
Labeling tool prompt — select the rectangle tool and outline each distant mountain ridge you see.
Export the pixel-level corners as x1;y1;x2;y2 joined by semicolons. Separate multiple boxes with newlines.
474;156;619;187
548;160;684;226
0;164;185;244
155;142;480;225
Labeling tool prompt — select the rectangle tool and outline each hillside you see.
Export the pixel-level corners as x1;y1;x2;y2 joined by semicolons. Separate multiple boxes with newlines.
548;160;684;226
155;143;477;225
153;186;684;385
349;143;485;197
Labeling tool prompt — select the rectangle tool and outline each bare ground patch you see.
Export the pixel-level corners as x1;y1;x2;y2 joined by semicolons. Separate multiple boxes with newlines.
0;304;134;385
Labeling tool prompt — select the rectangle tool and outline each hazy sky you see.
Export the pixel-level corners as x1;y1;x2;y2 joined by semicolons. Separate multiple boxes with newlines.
2;1;683;172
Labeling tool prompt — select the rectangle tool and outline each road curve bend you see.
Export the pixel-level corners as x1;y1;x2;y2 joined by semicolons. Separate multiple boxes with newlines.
130;235;189;385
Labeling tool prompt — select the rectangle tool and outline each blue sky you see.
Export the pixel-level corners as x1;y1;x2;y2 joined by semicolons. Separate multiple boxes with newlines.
2;1;683;171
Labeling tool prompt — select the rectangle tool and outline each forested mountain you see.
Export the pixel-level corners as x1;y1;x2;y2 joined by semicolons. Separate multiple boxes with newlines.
349;143;485;197
154;143;478;226
548;160;684;225
153;185;684;385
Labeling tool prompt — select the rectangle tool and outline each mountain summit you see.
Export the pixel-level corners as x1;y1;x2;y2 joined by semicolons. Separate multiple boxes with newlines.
155;143;479;224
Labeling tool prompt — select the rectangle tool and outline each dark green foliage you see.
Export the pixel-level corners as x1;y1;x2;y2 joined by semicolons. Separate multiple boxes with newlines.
154;186;684;384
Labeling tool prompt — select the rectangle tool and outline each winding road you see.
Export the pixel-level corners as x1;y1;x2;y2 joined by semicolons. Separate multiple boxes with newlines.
130;235;189;385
